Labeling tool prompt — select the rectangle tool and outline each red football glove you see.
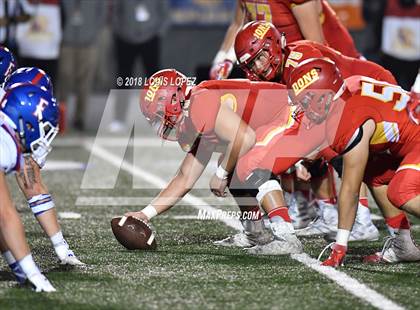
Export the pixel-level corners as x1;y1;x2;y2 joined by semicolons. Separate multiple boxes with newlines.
321;243;347;267
209;60;233;80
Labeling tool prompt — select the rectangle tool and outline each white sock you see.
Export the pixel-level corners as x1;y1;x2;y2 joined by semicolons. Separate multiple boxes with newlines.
356;204;372;224
2;250;16;265
50;231;66;247
51;231;71;260
336;229;350;247
18;254;41;278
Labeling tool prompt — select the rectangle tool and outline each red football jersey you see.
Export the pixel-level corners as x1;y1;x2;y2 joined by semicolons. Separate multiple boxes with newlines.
241;0;304;43
178;79;290;152
235;76;418;182
320;0;360;58
240;0;360;57
282;40;397;84
328;76;419;158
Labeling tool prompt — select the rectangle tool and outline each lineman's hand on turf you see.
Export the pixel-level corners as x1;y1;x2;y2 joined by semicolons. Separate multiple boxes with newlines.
209;174;229;197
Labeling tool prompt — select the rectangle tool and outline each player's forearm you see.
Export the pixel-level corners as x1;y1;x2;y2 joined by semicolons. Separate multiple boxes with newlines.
150;174;194;215
292;0;325;43
15;156;48;199
0;174;30;260
214;1;244;62
221;129;255;175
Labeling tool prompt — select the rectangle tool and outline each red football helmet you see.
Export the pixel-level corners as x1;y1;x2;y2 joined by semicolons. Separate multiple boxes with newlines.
234;21;283;81
286;58;345;125
140;69;188;141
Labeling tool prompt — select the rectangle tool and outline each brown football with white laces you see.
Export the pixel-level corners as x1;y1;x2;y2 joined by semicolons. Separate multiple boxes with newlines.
111;216;157;250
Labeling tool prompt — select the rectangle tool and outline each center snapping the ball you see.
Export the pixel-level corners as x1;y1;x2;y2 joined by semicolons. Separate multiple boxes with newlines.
111;216;157;250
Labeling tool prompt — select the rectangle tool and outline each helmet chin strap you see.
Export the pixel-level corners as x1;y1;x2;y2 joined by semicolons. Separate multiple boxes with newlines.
333;81;346;101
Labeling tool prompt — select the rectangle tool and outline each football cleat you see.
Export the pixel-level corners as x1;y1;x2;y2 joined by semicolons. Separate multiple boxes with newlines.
319;243;347;267
286;191;315;229
363;232;420;264
348;220;379;242
28;273;56;292
54;243;85;266
246;220;303;255
214;233;254;248
296;216;337;237
296;202;337;237
9;262;27;285
59;250;85;266
214;218;273;247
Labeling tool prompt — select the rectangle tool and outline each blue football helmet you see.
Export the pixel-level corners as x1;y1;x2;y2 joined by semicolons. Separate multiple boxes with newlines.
0;46;17;84
3;67;53;94
0;83;59;167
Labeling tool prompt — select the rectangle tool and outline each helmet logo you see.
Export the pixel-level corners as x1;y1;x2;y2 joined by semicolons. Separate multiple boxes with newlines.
291;69;319;96
33;98;49;121
145;79;162;103
253;22;270;40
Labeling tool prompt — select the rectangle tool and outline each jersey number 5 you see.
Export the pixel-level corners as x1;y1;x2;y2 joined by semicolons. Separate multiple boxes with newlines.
361;80;410;112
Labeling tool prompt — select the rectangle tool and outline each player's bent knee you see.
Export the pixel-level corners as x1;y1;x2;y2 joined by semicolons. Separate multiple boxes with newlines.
256;180;282;203
242;169;280;202
28;194;55;216
387;169;420;209
401;196;420;218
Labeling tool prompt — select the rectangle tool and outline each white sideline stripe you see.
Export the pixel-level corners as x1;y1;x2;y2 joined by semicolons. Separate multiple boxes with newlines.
44;160;85;171
58;212;82;219
291;254;404;310
83;143;404;310
83;143;242;230
75;196;254;207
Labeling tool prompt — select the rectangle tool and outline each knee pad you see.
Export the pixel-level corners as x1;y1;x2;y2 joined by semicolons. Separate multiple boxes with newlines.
28;194;55;216
256;180;283;203
243;169;282;203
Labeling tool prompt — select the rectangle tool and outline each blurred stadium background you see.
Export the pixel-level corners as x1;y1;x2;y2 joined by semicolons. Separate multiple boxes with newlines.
2;0;418;132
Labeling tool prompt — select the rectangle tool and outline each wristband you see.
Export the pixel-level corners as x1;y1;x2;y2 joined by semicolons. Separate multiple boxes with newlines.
215;166;229;180
141;205;158;220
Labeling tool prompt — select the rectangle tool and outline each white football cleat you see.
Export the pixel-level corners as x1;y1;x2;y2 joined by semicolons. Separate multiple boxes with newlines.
363;230;420;263
55;244;85;266
247;220;303;255
349;221;379;242
28;273;56;292
214;233;254;248
214;218;273;248
296;201;337;237
286;191;316;229
326;203;379;242
59;250;85;266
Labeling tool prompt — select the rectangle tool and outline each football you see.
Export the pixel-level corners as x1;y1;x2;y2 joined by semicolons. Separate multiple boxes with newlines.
111;216;157;250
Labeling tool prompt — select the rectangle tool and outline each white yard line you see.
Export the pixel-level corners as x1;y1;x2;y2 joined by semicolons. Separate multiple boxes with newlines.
83;142;404;310
55;137;178;148
76;196;254;207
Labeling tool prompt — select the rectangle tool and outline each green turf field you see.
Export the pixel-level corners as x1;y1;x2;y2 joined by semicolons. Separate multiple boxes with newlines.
0;139;419;310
